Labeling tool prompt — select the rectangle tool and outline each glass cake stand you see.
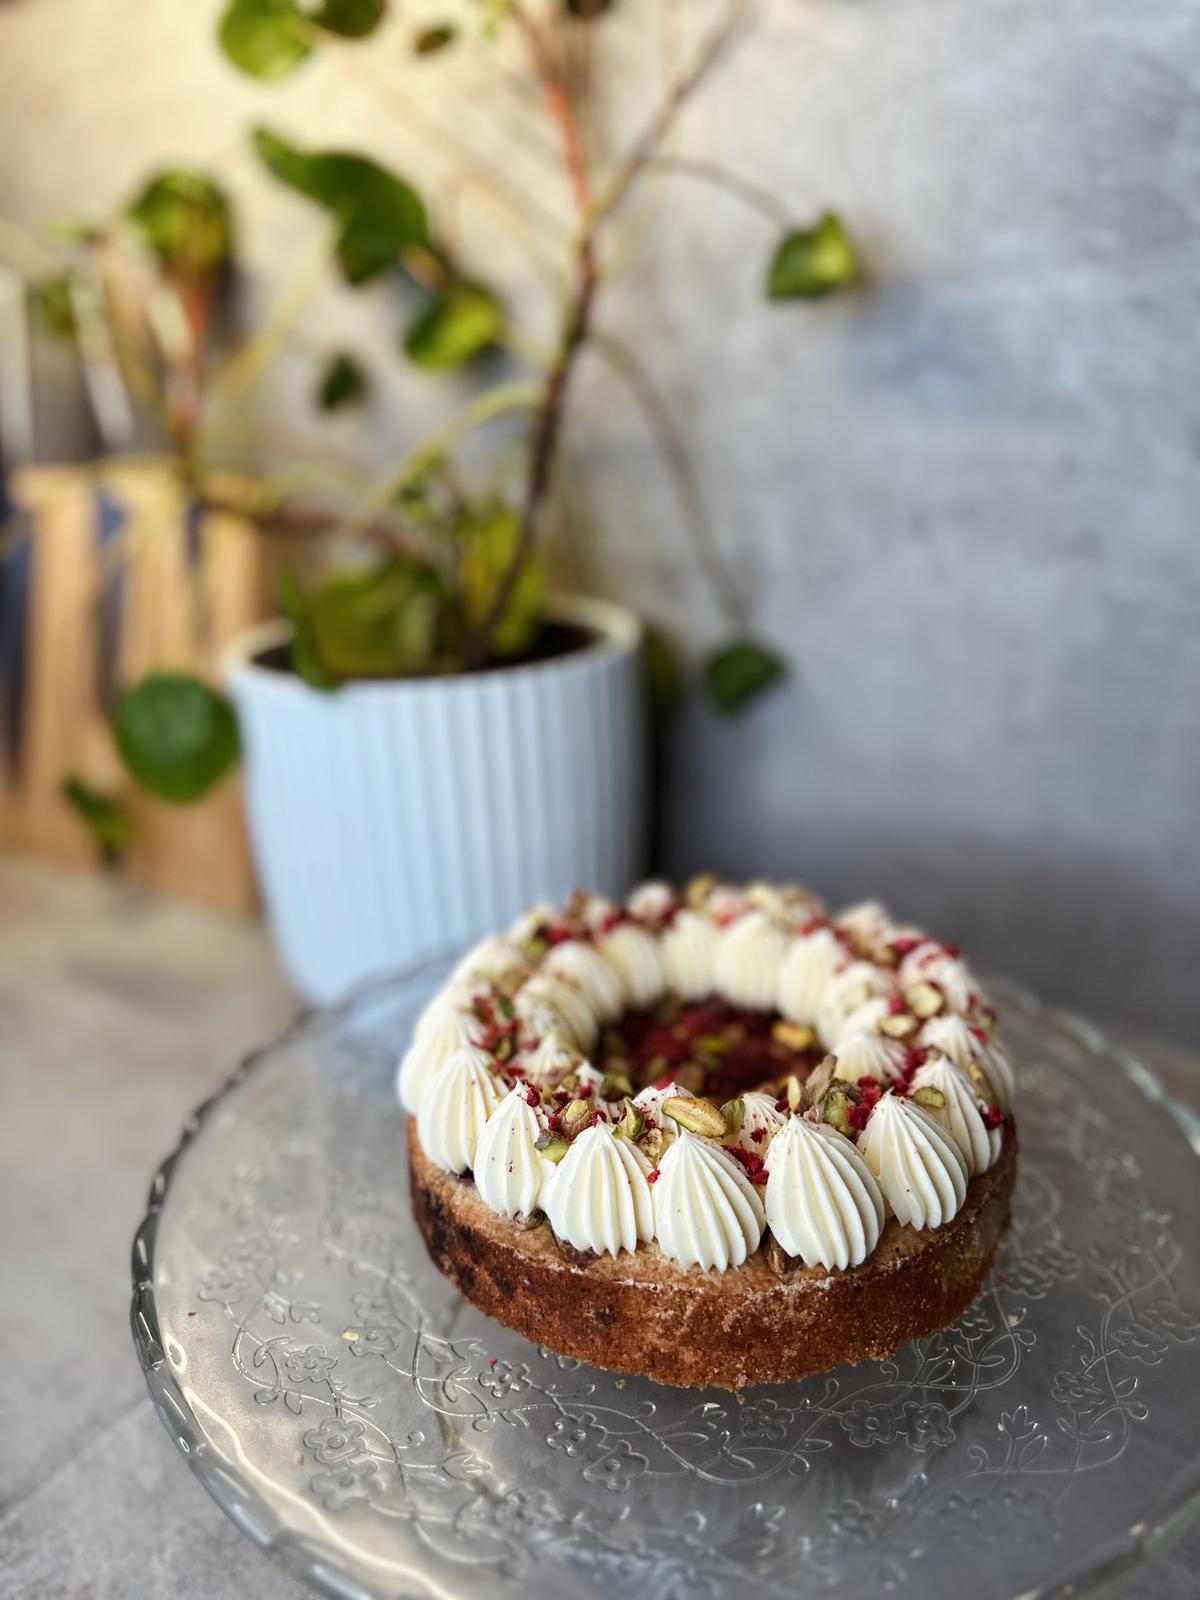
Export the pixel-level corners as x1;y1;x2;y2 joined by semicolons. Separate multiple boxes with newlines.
131;963;1200;1600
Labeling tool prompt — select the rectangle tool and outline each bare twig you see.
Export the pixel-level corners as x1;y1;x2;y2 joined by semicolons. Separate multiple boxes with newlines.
640;154;791;226
467;1;597;664
469;0;759;665
589;329;746;628
592;0;757;225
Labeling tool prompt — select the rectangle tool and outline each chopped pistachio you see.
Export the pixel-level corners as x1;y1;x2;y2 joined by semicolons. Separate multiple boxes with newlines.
522;935;548;961
674;1062;707;1095
686;871;717;908
784;1074;804;1112
801;1054;839;1109
906;981;944;1019
911;1085;947;1110
637;1125;665;1164
559;1098;594;1141
819;1084;858;1136
614;1098;645;1140
695;1033;731;1056
598;1070;634;1102
773;1020;815;1052
721;1097;746;1140
534;1130;570;1163
662;1095;727;1138
880;1012;918;1040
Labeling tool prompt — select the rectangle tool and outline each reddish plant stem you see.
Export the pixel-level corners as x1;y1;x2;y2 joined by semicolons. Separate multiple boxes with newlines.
469;0;754;665
468;4;594;664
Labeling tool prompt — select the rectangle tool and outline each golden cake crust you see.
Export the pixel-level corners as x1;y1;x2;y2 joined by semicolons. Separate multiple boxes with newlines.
408;1116;1017;1391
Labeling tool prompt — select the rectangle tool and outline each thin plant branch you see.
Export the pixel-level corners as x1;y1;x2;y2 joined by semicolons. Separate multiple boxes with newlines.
326;39;567;242
642;154;792;227
589;328;747;629
197;224;334;464
592;0;757;226
331;377;543;557
467;0;597;664
470;0;758;664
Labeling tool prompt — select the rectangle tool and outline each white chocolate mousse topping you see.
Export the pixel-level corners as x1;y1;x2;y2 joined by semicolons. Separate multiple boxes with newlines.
402;878;1015;1274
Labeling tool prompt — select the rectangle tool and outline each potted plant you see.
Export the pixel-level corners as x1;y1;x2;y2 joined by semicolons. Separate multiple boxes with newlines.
2;0;861;999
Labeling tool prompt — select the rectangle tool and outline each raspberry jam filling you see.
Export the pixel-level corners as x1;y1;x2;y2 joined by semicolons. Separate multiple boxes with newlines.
602;996;823;1103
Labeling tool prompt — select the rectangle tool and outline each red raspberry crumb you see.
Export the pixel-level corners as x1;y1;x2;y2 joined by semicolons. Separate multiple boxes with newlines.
725;1146;769;1185
982;1104;1004;1129
750;1128;767;1144
646;1169;661;1185
847;1103;872;1132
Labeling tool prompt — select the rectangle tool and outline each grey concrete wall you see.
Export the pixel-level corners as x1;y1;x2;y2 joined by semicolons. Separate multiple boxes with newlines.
1;0;1197;1040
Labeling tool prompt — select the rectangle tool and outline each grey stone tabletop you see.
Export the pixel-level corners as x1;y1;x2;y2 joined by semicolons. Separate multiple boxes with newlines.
1;853;1196;1599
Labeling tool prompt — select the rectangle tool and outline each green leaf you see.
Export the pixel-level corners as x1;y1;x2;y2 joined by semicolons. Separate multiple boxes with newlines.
218;0;313;79
126;170;234;280
253;127;427;283
413;20;456;53
705;639;785;713
643;626;682;718
305;560;445;679
310;0;386;37
766;212;858;300
458;501;543;657
34;276;77;340
315;351;368;411
60;775;134;863
279;569;338;689
403;282;503;370
112;673;240;803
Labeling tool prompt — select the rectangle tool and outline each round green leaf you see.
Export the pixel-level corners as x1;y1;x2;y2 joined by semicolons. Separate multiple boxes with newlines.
307;560;444;679
413;21;457;54
315;351;368;411
126;171;234;279
218;0;313;79
61;775;134;863
253;128;428;283
403;283;503;370
458;501;543;657
766;213;858;300
643;626;682;718
113;673;241;804
705;639;785;713
34;276;77;341
310;0;386;37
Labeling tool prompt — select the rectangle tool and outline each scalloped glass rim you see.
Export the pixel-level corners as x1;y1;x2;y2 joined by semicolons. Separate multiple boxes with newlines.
129;965;1200;1600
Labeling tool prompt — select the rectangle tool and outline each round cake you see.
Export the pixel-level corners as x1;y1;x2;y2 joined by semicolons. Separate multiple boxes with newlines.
399;879;1017;1391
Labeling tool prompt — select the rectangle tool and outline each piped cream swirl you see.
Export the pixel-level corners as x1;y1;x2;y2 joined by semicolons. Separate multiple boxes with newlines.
542;939;624;1023
715;910;790;1011
474;1087;548;1219
652;1130;765;1270
398;1008;484;1113
831;1030;909;1085
542;1123;654;1257
911;1054;999;1176
597;922;667;1008
860;1093;967;1230
416;1045;503;1174
660;909;720;1000
764;1115;885;1270
777;926;845;1024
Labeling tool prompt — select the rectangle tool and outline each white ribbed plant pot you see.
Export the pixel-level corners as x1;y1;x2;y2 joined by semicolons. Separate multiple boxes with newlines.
224;596;647;1003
